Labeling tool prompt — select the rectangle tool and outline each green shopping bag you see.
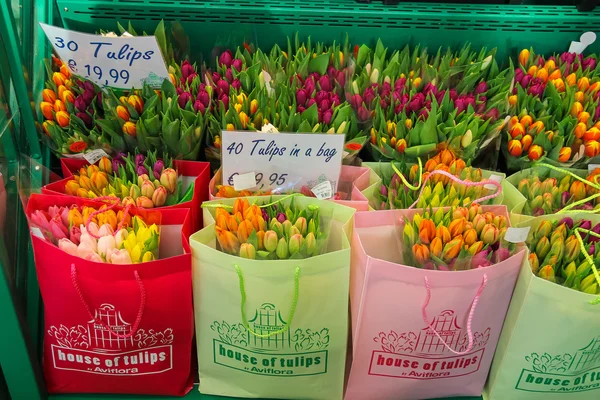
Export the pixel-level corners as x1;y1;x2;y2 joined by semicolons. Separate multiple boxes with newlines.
190;196;355;400
484;214;600;400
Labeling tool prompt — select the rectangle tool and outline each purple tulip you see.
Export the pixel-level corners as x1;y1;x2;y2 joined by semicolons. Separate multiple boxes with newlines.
197;90;210;107
537;56;545;67
232;58;243;72
323;110;333;125
112;159;123;175
595;104;600;120
407;93;425;113
559;217;574;229
579;220;592;231
76;112;92;128
178;92;192;109
304;79;315;95
520;74;532;88
218;93;229;111
231;79;241;90
471;249;492;269
380;185;388;197
296;89;308;106
357;106;370;121
217;79;230;95
561;191;571;207
394;77;406;90
335;71;345;87
212;72;221;83
476;103;486;114
307;98;317;108
136;165;149;176
349;94;362;109
515;68;524;82
74;96;87;112
584;57;597;71
82;89;95;105
331;94;341;107
153;160;164;180
475;81;488;95
277;212;286;223
484;108;500;121
418;108;429;120
589;244;596;255
533;207;545;217
225;68;234;82
380;99;389;109
194;100;206;114
315;90;329;104
493;247;511;263
181;61;195;79
96;91;103;108
423;82;438;96
528;83;546;97
135;154;145;166
219;50;233;68
364;87;376;104
319;99;331;112
261;209;269;222
297;105;306;113
318;75;332;92
455;98;466;114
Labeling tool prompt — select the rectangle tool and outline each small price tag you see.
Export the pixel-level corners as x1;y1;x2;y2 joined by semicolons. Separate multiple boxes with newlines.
30;227;45;240
311;181;333;200
589;164;600;172
83;149;109;165
568;32;596;55
484;174;503;190
504;227;530;243
233;172;257;191
40;23;169;89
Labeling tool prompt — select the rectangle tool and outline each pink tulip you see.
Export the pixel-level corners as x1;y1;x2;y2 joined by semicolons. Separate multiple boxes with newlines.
219;50;233;68
110;249;132;265
58;238;78;256
98;224;114;237
30;210;50;231
357;106;370;121
98;235;116;261
49;220;67;241
77;242;97;259
231;79;241;90
318;75;332;92
225;68;234;82
84;253;104;263
70;225;81;245
86;222;100;237
232;58;243;72
217;79;230;94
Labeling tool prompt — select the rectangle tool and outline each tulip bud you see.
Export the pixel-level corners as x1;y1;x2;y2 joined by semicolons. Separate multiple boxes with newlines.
305;232;317;256
481;224;499;245
442;238;463;262
289;234;304;255
136;196;154;208
570;181;587;201
468;241;484;256
116;105;130;121
537;265;556;282
436;225;452;245
160;168;177;193
240;243;257;259
141;180;155;199
151;186;167;207
518;49;529;66
276;237;289;259
532;220;552;241
294;217;307;236
123;121;136;136
403;221;416;245
448;218;466;238
563;235;580;263
463;229;478;246
527;252;540;274
535;236;551;260
563;261;577;279
419;219;436;244
412;244;430;264
430;237;443;259
264;230;278;252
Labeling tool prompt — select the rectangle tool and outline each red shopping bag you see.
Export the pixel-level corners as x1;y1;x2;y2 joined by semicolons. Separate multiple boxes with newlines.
42;158;210;232
26;194;194;395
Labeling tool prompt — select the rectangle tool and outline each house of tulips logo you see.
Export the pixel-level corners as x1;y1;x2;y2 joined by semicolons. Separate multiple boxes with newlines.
48;303;174;375
368;310;489;380
515;336;600;393
211;303;329;376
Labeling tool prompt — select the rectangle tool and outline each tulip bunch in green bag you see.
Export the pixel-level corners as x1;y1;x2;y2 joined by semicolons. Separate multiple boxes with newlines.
212;196;327;260
526;216;600;295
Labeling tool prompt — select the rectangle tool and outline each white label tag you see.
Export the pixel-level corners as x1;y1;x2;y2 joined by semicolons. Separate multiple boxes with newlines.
311;181;333;200
588;164;600;172
484;174;503;190
40;23;169;89
233;172;257;191
30;227;45;240
261;123;279;133
505;227;530;243
222;131;344;193
568;32;596;55
83;149;109;165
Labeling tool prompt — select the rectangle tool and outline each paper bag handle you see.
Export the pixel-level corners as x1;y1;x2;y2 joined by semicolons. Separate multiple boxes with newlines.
408;169;502;209
71;264;146;338
235;264;300;338
422;274;488;355
84;196;133;239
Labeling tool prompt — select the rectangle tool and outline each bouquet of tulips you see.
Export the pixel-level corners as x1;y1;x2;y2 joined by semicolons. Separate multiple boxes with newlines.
526;216;600;294
213;197;327;260
505;48;600;169
367;149;502;210
28;203;159;264
350;41;511;163
510;166;600;216
63;152;186;208
402;204;514;271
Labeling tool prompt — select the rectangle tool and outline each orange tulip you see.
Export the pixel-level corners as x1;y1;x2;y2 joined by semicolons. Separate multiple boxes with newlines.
463;229;478;246
579;111;591;125
405;119;412;129
40;101;54;120
520;115;533;128
508;116;519;130
216;213;228;231
536;68;548;82
413;77;422;88
548;69;561;81
436;225;452;245
510;122;525;138
442;238;464;262
585;141;600;158
233;198;249;216
61;90;75;104
239;111;249;129
518;49;529;66
52;72;67;87
116;105;130;121
226;215;239;232
419;219;436;245
250;214;267;232
257;231;265;250
529;121;544;134
528;144;543;161
122;121;136;136
65;180;80;196
566;73;577;86
449;218;466;238
552;79;565;92
546;129;555;142
575;122;587;139
558;147;572;163
396;138;407;153
584;128;600;142
440;149;454;166
575;91;585;102
412;244;430;264
544;60;555;71
54;100;66;112
589;81;600;93
243;204;261;220
127;95;144;114
42;89;56;104
55;111;70;128
508;95;517;106
216;226;240;254
42;120;54;136
390;137;397;149
237;220;255;243
429;236;442;258
571;102;583;117
59;64;71;78
508;139;523;157
578;77;590;91
521;135;533;152
570;180;587;201
527;65;538;77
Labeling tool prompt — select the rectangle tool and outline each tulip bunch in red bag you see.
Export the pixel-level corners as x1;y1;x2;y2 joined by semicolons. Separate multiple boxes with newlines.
402;204;515;271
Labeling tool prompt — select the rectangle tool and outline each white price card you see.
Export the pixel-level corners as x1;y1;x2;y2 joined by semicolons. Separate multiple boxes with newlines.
504;227;530;244
233;172;257;191
83;149;109;165
40;23;169;89
311;181;333;200
222;131;344;193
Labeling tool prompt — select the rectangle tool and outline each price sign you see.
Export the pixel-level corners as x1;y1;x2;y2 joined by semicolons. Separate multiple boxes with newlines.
40;23;169;89
222;131;344;193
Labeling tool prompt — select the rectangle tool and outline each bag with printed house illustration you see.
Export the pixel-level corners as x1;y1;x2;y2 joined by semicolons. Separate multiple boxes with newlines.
345;208;526;400
485;214;600;400
26;194;194;396
190;195;355;400
42;157;210;232
209;165;375;211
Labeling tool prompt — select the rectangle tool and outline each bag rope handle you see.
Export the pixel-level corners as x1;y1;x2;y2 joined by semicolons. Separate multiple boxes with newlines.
390;158;423;191
573;228;600;305
408;169;502;209
70;264;146;338
84;196;133;239
422;274;488;355
235;265;300;338
201;193;303;210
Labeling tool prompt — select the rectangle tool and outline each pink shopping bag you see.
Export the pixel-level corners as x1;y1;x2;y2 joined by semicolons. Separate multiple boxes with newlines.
209;165;372;211
346;207;525;400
